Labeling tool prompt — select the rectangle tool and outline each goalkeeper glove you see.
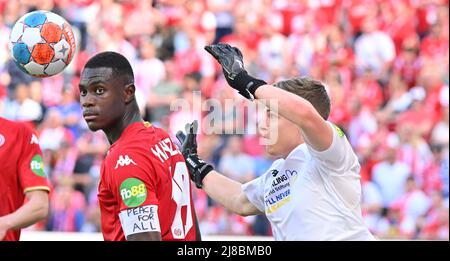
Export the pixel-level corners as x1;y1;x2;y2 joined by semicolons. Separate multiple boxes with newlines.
176;120;213;188
204;43;267;100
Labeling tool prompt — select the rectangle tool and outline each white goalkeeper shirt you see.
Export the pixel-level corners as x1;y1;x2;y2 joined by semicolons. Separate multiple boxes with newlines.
242;122;375;240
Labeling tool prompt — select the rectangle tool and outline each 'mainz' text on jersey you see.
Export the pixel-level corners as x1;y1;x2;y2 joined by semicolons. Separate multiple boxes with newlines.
151;138;182;163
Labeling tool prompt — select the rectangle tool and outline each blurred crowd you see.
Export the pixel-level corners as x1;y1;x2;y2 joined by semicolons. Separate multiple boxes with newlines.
0;0;448;240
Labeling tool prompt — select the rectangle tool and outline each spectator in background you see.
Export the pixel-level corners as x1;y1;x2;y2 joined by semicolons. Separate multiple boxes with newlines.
72;130;108;199
421;144;445;195
173;28;203;81
361;179;384;235
354;16;396;82
197;133;222;167
2;83;42;122
398;86;434;138
135;38;166;103
47;177;85;232
209;0;235;43
287;13;318;77
393;35;422;88
123;0;162;41
390;176;430;239
50;140;78;187
38;109;73;152
397;116;434;185
54;87;83;139
257;11;290;81
325;67;351;127
218;135;255;184
420;21;449;60
372;133;410;208
80;193;101;233
2;59;35;100
348;99;378;149
147;60;182;122
419;190;449;240
378;74;411;118
353;68;384;112
379;0;416;53
0;14;10;68
431;98;449;156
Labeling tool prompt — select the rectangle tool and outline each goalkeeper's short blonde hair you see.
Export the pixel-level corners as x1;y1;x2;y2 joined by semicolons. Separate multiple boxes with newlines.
274;76;330;120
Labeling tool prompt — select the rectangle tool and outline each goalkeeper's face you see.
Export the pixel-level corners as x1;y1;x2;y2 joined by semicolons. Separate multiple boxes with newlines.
259;109;303;158
79;67;127;132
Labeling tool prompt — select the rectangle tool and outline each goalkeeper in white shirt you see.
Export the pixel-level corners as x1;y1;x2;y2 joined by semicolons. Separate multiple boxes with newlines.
176;43;375;241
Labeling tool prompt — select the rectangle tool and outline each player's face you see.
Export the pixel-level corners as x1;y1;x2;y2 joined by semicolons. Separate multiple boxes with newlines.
259;109;303;158
79;67;126;131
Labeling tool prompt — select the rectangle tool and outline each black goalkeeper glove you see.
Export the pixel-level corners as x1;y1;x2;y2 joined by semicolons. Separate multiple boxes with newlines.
176;120;214;189
204;43;267;100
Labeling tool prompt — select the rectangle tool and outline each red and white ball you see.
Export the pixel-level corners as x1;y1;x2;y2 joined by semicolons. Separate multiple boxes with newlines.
9;10;76;77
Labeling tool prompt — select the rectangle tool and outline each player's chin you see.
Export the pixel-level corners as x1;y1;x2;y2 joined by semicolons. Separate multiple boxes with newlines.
266;144;285;158
85;120;102;131
265;145;277;156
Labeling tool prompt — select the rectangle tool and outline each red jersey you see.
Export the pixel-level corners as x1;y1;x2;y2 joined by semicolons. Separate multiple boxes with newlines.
98;121;198;241
0;117;50;241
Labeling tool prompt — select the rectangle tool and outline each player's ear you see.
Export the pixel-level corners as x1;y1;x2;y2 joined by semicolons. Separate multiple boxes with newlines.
124;83;135;103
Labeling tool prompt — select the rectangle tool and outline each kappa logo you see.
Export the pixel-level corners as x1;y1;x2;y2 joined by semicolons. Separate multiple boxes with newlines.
115;155;137;169
30;134;39;144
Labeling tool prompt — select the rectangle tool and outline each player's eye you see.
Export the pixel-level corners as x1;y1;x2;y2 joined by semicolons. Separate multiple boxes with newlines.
96;88;105;95
80;89;87;96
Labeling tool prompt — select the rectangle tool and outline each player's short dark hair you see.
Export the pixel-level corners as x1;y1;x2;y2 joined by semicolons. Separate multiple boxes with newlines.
84;51;134;84
274;76;330;120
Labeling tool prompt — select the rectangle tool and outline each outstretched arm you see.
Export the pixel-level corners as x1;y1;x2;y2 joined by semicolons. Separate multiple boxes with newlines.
202;170;262;216
176;121;261;217
204;43;333;152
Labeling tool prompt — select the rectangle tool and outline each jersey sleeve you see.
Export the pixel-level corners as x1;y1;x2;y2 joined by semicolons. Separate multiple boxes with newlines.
241;174;266;212
18;125;51;194
307;121;360;174
108;150;162;238
109;151;159;211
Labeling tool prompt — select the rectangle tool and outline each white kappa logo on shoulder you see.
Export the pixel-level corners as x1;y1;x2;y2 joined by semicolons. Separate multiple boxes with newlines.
115;155;137;169
30;134;39;144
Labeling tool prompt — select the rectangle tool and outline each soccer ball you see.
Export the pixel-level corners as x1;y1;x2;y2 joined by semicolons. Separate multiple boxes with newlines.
9;10;76;77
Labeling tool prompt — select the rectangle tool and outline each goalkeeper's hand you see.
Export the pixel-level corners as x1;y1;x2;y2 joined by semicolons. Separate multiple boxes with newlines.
204;43;267;100
176;120;213;188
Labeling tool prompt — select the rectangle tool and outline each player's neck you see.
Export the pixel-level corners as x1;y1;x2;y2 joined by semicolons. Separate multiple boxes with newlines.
281;141;304;159
105;108;142;145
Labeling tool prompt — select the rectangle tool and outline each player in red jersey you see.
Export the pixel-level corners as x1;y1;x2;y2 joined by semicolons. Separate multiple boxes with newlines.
79;51;200;241
0;117;50;241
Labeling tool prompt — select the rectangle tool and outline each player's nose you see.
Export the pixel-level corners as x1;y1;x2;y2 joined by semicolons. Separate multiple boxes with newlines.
81;93;96;108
